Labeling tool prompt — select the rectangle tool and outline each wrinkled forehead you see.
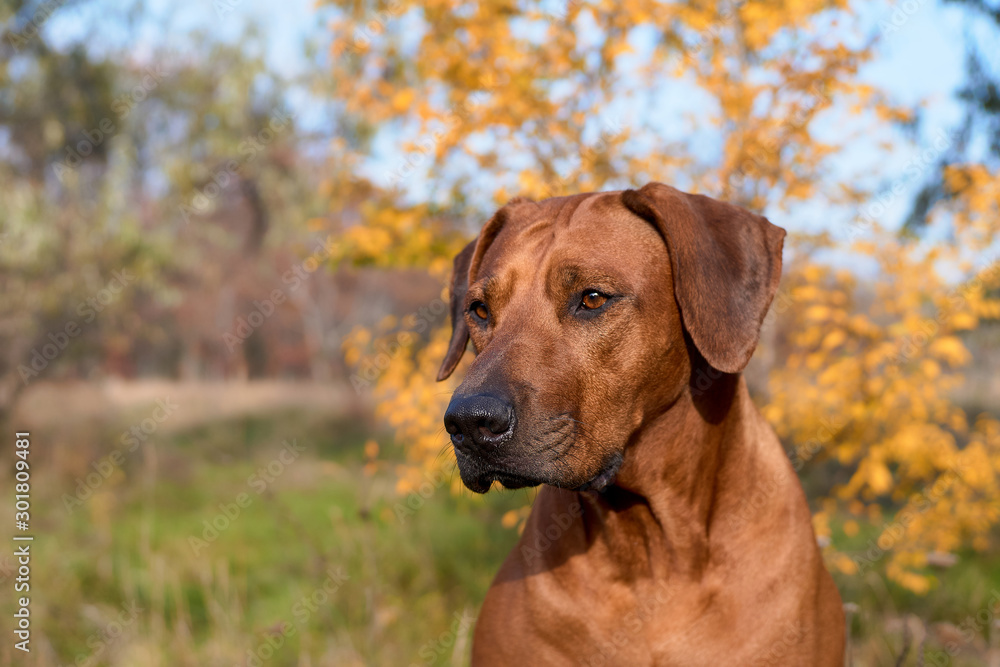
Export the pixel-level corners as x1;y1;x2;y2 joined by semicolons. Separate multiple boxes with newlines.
472;191;667;292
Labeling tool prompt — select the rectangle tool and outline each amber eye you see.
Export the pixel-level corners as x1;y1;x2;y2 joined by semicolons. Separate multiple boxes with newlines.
581;291;608;310
470;301;489;320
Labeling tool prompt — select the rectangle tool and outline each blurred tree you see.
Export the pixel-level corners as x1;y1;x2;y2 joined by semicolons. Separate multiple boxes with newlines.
903;0;1000;231
0;0;332;422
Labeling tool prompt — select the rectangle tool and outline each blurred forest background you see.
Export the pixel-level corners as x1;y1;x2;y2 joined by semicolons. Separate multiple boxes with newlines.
1;0;1000;664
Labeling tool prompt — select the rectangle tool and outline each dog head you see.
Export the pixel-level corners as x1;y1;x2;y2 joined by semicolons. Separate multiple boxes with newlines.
437;183;785;493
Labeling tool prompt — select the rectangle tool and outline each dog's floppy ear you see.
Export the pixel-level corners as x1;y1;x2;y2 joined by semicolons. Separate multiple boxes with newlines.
436;239;477;381
436;199;529;381
621;182;785;374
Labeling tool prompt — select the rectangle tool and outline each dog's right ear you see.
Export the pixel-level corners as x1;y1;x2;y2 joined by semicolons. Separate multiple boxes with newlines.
436;239;477;381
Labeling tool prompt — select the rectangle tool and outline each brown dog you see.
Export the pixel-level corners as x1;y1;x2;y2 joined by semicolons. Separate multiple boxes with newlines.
437;183;844;666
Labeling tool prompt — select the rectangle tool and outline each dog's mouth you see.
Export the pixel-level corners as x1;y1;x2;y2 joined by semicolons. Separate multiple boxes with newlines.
455;455;543;494
455;448;624;495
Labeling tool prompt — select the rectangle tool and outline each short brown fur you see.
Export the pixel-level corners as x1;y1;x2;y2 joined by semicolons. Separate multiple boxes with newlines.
438;183;844;666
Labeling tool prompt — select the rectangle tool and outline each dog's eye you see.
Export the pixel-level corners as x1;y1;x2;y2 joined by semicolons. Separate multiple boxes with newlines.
580;291;608;310
470;301;489;321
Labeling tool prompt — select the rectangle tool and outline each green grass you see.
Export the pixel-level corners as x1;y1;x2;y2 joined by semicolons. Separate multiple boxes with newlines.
4;405;1000;666
5;409;526;666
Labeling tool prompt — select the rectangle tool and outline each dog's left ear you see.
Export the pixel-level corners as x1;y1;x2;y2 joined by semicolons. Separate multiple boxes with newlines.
621;182;785;374
436;239;477;381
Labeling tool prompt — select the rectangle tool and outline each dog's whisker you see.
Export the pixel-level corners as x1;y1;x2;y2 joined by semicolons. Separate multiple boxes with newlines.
551;416;588;427
434;444;454;463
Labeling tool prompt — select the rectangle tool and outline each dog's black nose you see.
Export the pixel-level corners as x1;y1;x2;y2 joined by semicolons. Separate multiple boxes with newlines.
444;394;515;450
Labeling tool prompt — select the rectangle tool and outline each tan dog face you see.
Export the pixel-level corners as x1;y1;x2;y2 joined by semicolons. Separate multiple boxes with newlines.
438;183;785;494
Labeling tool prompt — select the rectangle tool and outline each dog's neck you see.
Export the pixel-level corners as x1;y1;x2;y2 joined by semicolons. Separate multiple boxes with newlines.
591;372;770;578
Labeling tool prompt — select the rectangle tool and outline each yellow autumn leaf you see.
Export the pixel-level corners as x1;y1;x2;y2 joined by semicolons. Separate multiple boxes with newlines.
821;329;847;350
833;553;858;575
805;305;832;321
868;462;893;495
929;336;972;367
949;311;977;330
391;88;416;112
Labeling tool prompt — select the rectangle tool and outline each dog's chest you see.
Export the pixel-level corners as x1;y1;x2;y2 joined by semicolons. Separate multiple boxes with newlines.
475;548;822;667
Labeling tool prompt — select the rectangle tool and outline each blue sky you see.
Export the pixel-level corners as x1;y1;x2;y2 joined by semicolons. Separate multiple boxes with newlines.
38;0;992;239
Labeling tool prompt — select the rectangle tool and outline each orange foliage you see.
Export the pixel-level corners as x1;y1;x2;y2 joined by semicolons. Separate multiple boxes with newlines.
327;0;1000;592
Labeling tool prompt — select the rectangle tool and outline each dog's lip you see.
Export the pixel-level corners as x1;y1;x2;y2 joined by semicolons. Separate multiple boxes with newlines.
454;447;624;494
453;449;543;493
573;450;624;493
473;469;543;492
491;471;540;489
